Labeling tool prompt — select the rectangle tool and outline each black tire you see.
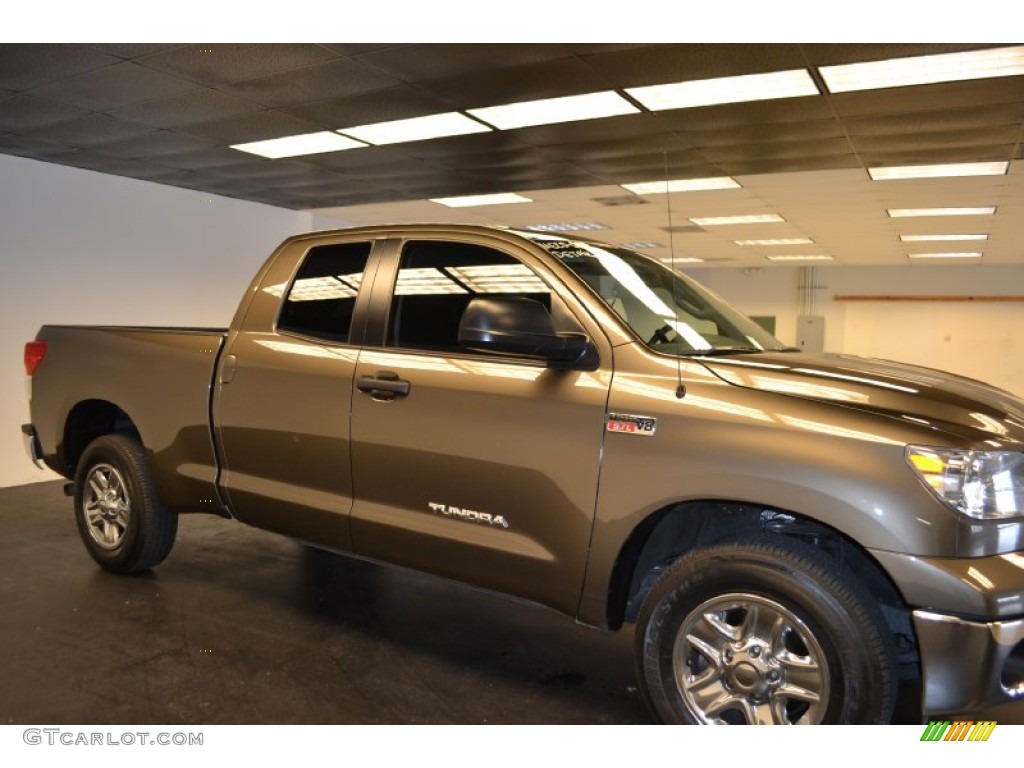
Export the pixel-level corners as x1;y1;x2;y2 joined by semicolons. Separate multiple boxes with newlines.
73;434;177;574
635;537;896;724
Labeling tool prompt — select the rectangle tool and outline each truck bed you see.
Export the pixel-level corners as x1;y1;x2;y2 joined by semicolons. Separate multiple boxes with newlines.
29;325;227;513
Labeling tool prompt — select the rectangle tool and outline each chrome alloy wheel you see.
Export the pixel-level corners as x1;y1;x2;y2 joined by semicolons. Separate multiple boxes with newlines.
673;593;830;724
83;463;131;551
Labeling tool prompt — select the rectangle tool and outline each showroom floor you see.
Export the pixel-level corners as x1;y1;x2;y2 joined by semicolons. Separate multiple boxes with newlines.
0;481;647;725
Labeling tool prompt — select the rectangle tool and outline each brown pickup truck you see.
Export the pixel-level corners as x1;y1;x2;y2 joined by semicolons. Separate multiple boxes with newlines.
22;224;1024;724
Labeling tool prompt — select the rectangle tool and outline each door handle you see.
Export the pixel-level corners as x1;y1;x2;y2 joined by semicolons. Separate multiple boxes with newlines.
356;371;411;398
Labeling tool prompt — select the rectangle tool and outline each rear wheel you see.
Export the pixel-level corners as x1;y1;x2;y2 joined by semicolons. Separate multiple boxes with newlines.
74;434;177;573
635;537;896;724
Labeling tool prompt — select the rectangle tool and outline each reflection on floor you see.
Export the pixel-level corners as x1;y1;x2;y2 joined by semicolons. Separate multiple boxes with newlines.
0;481;646;725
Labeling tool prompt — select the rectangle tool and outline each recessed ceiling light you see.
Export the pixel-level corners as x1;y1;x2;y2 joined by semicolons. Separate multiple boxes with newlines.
900;234;989;242
888;207;996;217
621;177;741;195
468;91;639;130
907;252;983;259
690;214;786;226
230;131;366;159
869;161;1009;180
626;69;818;111
735;238;814;246
337;112;491;145
820;45;1024;93
620;242;665;249
523;222;610;232
765;254;834;262
429;193;532;208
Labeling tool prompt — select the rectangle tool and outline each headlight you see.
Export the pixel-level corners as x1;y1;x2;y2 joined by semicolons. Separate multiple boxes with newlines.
907;446;1024;520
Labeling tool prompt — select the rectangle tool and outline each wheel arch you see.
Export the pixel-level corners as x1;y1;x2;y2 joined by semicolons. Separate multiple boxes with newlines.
62;399;142;477
605;500;920;699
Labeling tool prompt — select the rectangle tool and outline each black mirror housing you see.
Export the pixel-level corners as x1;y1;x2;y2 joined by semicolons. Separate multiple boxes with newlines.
459;297;590;366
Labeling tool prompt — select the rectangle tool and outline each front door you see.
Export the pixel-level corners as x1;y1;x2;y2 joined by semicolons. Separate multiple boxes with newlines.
350;236;611;614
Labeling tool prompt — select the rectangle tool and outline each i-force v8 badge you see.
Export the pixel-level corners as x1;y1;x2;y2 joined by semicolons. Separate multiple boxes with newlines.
606;413;657;437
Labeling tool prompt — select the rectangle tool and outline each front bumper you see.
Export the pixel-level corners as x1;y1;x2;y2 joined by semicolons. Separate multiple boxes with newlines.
915;611;1024;716
21;423;44;469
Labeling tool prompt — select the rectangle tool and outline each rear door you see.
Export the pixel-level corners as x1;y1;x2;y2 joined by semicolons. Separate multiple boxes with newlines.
214;235;381;550
349;234;612;614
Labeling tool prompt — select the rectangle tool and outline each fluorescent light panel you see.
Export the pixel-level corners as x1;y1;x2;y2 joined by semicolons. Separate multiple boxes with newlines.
765;255;834;262
691;214;785;226
820;45;1024;93
888;207;996;217
524;222;609;232
869;161;1008;180
900;234;989;242
468;91;638;130
626;69;818;111
907;252;983;259
230;131;366;159
621;177;740;195
429;193;532;208
735;238;814;246
338;112;491;145
620;242;665;250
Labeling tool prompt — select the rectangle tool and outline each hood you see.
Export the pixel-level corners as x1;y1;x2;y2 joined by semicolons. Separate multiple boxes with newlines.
700;351;1024;446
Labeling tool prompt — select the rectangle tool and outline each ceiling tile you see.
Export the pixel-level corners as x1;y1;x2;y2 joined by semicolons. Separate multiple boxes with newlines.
110;88;263;129
0;44;119;91
800;43;1008;67
842;104;1024;136
507;114;680;150
355;44;573;81
655;97;836;131
105;131;220;158
219;59;402;108
859;146;1019;167
154;147;257;170
581;44;807;87
0;94;89;131
136;44;338;86
319;44;402;56
31;61;195;110
179;110;326;143
418;58;609;110
851;125;1021;154
719;155;862;175
89;44;186;60
33;114;158;147
680;118;847;147
827;77;1024;118
0;132;77;159
287;86;452;127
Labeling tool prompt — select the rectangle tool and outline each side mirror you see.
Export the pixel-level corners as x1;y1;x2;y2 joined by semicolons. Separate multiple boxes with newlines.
458;297;590;366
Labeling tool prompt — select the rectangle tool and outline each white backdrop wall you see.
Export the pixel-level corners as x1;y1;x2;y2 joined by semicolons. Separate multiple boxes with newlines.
698;264;1024;399
0;154;314;487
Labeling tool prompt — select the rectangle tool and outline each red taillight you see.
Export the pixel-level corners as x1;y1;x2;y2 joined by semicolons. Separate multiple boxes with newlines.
24;340;47;376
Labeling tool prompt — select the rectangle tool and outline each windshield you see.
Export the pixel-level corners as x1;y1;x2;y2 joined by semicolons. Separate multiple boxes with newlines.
526;235;787;355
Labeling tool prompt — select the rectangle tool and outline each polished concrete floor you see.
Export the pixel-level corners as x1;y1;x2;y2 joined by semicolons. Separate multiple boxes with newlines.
4;481;1022;726
1;481;646;724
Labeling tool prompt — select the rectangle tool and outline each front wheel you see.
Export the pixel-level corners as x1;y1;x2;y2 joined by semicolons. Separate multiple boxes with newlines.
74;434;177;573
635;537;896;724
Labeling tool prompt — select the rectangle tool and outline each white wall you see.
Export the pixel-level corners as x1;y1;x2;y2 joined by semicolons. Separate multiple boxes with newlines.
0;153;314;487
698;264;1024;398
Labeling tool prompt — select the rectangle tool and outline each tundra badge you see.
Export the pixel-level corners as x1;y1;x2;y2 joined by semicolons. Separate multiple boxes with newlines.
428;502;510;529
